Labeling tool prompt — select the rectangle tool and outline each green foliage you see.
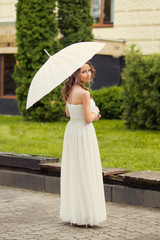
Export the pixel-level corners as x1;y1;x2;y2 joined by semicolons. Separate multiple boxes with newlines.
58;0;93;47
13;0;64;121
122;44;160;130
91;86;124;119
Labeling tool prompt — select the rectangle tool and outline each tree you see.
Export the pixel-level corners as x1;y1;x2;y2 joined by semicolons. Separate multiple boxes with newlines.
13;0;65;121
58;0;93;48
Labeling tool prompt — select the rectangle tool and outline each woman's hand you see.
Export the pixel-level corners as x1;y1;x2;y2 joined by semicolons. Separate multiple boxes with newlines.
94;114;101;121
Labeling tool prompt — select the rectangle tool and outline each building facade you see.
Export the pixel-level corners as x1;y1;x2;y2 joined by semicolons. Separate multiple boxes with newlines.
0;0;19;114
93;0;160;55
0;0;160;114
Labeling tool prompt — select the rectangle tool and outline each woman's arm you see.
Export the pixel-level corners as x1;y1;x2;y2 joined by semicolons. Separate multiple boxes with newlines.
66;103;70;117
82;91;100;124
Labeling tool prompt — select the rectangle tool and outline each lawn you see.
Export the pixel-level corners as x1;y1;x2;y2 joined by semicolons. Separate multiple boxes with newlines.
0;115;160;172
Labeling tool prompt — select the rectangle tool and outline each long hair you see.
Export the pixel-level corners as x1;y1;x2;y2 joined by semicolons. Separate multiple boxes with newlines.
61;61;95;103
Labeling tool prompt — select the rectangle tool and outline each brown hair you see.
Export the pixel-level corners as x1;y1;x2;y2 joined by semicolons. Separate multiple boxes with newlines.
61;61;95;103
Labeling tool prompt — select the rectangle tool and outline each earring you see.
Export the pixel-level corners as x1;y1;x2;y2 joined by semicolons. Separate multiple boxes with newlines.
75;78;78;83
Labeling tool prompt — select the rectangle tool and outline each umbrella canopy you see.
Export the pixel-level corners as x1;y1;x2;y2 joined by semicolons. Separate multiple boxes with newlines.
26;41;106;109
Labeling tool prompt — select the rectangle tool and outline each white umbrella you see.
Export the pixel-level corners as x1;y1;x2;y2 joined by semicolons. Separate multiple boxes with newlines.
26;41;105;109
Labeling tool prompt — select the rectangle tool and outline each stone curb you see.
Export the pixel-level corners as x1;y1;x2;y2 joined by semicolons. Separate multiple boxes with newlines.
0;170;160;208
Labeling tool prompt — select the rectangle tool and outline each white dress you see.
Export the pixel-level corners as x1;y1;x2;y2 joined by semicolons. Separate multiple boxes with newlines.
60;98;106;226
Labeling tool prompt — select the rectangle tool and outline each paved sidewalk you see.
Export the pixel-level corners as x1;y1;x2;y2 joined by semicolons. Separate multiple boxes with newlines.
0;186;160;240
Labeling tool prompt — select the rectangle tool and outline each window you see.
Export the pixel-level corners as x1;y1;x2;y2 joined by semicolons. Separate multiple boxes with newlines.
91;0;114;27
1;54;16;99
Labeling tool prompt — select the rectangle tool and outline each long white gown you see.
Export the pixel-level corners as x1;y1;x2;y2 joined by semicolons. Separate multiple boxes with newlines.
60;98;106;226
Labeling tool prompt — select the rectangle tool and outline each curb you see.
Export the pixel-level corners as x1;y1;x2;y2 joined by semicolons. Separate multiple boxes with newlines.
0;169;160;208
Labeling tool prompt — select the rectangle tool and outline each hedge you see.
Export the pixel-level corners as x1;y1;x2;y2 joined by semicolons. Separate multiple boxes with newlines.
58;0;93;48
13;0;63;122
122;44;160;130
91;86;124;119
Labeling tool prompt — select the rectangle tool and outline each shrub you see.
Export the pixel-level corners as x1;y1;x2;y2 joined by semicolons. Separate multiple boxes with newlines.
58;0;93;48
122;44;160;130
91;86;124;119
13;0;64;122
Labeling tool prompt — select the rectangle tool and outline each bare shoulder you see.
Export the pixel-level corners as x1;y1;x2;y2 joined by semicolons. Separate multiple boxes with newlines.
81;90;90;103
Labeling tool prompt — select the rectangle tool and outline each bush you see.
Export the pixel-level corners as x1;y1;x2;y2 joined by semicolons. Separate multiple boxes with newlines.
91;86;124;119
58;0;93;48
122;44;160;130
13;0;64;122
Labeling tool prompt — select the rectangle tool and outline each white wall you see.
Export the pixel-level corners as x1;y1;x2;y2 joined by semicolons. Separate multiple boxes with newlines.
1;0;160;54
0;0;17;23
0;0;17;53
93;0;160;54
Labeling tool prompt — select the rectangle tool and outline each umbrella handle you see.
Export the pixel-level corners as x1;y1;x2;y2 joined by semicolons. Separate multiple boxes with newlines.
44;49;51;57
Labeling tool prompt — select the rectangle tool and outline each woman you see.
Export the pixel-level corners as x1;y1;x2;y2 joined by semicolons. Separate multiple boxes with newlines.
60;61;106;227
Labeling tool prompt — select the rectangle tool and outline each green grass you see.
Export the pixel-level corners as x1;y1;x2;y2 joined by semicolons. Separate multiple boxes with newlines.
0;115;160;172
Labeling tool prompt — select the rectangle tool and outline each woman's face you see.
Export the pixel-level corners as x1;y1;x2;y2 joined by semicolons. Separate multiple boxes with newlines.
78;64;92;83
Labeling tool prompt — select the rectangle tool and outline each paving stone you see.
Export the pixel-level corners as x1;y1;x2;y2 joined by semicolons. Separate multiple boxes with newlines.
133;235;160;240
0;186;160;240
